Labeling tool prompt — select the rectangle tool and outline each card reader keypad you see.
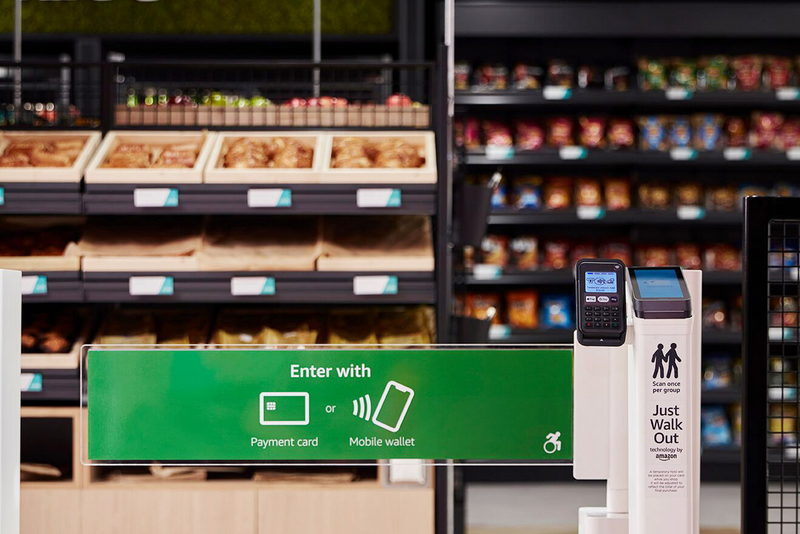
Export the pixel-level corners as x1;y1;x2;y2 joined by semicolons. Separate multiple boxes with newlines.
583;305;620;328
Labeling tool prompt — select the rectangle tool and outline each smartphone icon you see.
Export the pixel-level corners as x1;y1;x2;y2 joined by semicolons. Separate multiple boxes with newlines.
372;381;415;433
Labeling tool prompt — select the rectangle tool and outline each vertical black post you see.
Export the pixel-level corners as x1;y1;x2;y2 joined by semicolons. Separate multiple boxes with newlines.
100;61;112;132
742;196;769;534
434;44;452;344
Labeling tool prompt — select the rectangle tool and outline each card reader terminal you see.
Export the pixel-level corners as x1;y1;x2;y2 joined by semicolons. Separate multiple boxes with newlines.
627;266;692;319
576;259;627;346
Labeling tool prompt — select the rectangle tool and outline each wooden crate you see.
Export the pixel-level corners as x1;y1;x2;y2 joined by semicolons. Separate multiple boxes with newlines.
85;131;217;184
0;216;83;272
114;105;430;129
322;131;437;184
204;132;324;184
21;407;83;488
22;310;93;370
0;256;80;272
81;255;200;272
0;131;101;183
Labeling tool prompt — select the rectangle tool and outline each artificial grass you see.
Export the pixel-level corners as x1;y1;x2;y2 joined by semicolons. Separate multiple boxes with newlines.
0;0;393;35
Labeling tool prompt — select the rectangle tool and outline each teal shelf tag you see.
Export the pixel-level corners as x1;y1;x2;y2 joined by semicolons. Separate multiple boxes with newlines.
21;275;47;295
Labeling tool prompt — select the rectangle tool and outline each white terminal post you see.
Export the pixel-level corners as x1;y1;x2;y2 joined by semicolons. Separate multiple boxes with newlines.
573;261;701;534
0;270;22;534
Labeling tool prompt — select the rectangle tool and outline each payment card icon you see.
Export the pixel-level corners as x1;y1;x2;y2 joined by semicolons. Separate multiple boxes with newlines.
259;392;309;426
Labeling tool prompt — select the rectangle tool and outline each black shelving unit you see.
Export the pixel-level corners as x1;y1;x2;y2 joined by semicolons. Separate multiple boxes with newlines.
21;369;80;404
448;1;778;507
465;150;800;167
0;183;83;214
20;271;83;304
456;88;800;108
81;271;436;304
487;208;742;226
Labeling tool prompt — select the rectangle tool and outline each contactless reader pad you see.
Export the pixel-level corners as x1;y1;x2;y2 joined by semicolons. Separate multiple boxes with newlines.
576;258;627;346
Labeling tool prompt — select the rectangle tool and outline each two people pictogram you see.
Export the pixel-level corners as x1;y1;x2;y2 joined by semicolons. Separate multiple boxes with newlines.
652;343;681;379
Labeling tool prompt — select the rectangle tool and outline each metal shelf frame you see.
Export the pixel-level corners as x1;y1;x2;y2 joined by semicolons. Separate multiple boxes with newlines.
83;183;438;216
81;270;437;305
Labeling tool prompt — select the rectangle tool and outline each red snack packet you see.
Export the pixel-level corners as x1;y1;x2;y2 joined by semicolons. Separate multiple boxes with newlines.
571;243;598;267
515;120;545;151
725;117;749;148
705;244;741;271
781;118;800;150
575;177;602;207
544;177;573;209
605;178;631;210
750;112;784;150
543;241;570;270
599;242;632;265
608;118;635;150
547;117;574;147
578;116;607;149
676;243;702;270
732;55;763;91
764;56;793;89
465;118;481;150
638;245;672;267
482;120;513;147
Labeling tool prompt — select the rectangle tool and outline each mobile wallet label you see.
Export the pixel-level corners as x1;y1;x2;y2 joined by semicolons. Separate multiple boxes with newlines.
86;348;573;462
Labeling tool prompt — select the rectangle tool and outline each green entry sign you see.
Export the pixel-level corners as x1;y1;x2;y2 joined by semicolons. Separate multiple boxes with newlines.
87;348;572;462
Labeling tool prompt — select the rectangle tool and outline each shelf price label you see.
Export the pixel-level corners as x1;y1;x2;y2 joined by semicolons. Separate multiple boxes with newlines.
559;146;587;160
665;88;693;100
353;275;398;295
485;146;515;160
21;373;42;393
576;206;605;220
543;86;572;100
669;147;697;161
21;275;47;295
356;188;402;208
473;264;502;280
677;206;706;220
0;187;5;206
776;88;800;101
231;276;276;296
787;147;800;161
489;324;512;340
247;189;292;208
129;276;174;296
723;148;751;161
134;188;179;208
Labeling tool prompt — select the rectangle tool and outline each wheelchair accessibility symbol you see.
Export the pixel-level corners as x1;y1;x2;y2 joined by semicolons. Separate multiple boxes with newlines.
544;431;562;454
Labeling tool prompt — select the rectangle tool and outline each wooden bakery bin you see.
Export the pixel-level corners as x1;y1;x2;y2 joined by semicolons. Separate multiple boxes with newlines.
204;132;324;184
85;131;217;184
0;131;101;183
322;131;437;184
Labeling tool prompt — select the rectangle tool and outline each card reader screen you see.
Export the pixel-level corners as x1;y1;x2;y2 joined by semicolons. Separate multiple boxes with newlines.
634;269;684;298
585;272;617;293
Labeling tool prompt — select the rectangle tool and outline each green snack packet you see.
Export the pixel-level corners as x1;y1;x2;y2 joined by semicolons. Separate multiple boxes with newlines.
638;58;667;91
